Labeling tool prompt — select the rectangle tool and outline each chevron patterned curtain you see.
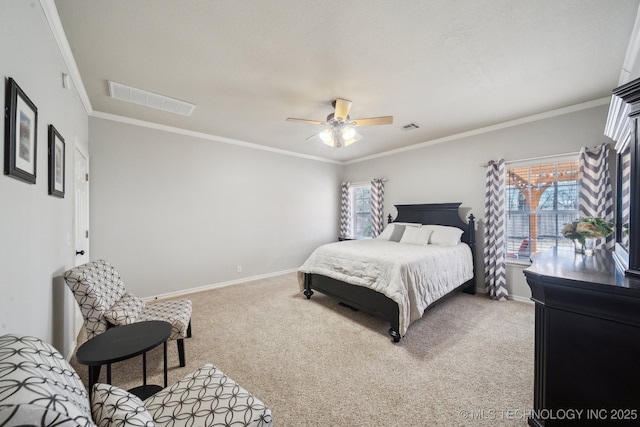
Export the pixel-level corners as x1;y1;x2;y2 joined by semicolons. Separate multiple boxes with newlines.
370;178;385;238
484;159;508;301
579;143;614;250
340;182;352;239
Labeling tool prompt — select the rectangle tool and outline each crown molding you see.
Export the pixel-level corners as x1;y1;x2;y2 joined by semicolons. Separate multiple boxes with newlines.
40;0;93;115
91;111;342;165
345;97;610;165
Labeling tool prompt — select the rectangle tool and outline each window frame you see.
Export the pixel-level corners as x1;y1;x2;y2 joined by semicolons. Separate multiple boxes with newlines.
350;183;373;239
504;157;580;265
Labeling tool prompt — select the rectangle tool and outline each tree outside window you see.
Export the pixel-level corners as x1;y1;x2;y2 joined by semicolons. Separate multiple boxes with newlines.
506;160;579;260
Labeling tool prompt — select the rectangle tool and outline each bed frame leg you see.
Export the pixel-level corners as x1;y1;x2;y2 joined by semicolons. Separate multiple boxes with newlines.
462;278;476;295
389;328;401;343
304;273;314;299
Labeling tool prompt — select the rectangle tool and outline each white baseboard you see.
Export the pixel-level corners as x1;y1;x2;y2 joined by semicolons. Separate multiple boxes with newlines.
145;268;299;302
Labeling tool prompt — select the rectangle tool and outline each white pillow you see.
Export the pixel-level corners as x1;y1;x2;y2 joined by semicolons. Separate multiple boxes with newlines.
399;226;432;245
376;223;407;242
376;223;395;240
425;225;464;246
91;383;155;427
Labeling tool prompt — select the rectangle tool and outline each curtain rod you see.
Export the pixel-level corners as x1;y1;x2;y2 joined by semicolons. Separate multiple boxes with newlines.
478;148;600;168
344;178;388;186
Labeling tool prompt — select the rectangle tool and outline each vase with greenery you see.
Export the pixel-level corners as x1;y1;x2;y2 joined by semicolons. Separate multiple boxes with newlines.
561;217;614;255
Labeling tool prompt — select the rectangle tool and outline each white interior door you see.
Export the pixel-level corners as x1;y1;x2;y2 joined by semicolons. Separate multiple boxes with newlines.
74;145;90;264
73;143;90;337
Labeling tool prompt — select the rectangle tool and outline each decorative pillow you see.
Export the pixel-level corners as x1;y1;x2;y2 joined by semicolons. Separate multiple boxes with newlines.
399;226;432;245
376;223;407;242
388;224;407;242
91;383;155;427
104;293;145;326
426;225;464;245
376;223;394;240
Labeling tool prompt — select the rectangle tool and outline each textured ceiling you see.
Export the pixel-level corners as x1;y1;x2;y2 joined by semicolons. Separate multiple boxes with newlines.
54;0;640;162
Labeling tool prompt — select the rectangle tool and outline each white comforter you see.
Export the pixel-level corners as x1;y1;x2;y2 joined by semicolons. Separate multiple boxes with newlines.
298;239;474;336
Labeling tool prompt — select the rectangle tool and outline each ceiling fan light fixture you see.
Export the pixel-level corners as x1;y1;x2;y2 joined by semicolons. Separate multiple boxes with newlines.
343;130;362;147
318;126;359;148
287;98;392;148
342;126;356;140
319;129;334;146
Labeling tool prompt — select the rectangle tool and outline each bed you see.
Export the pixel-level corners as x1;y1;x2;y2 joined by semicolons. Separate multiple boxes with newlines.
298;203;476;342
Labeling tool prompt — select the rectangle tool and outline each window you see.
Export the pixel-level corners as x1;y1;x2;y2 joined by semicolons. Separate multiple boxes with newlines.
505;160;579;261
351;184;372;239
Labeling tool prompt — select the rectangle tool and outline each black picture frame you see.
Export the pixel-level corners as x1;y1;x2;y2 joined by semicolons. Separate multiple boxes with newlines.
48;125;65;198
4;78;38;184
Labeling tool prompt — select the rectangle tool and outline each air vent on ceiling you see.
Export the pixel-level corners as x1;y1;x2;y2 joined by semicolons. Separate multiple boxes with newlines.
401;123;420;131
108;81;195;117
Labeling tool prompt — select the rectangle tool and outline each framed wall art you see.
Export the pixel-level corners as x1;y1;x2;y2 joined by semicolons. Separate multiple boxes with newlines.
4;78;38;184
48;125;65;198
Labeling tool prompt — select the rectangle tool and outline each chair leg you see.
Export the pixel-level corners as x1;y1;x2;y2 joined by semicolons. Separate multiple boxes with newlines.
186;321;192;338
177;338;186;367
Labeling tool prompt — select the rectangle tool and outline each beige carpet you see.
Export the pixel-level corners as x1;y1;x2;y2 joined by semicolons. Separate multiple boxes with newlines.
70;272;534;426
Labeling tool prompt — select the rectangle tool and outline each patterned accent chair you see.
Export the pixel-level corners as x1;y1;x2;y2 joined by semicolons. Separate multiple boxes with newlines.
0;334;272;426
64;260;192;367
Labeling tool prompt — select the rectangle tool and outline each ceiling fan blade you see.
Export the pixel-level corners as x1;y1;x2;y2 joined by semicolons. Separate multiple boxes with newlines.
350;116;394;126
286;118;327;125
334;98;352;122
305;131;322;141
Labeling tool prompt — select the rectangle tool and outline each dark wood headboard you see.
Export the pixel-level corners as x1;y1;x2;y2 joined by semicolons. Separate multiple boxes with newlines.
387;203;476;246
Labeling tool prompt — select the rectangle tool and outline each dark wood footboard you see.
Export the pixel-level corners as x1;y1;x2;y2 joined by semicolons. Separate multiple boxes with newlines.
304;273;475;342
304;273;402;341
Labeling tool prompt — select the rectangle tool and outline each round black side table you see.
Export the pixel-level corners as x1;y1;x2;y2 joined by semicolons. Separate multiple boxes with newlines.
76;320;172;400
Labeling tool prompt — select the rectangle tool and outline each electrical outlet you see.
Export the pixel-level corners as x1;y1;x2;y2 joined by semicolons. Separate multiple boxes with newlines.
236;265;242;273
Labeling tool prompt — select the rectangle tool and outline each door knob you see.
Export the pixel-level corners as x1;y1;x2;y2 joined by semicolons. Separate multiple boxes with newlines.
76;250;85;256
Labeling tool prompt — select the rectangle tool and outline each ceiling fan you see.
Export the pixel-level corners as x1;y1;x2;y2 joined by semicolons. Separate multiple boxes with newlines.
286;98;393;148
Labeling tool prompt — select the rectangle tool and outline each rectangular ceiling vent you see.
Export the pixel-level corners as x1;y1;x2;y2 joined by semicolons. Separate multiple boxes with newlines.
108;81;195;117
401;123;420;131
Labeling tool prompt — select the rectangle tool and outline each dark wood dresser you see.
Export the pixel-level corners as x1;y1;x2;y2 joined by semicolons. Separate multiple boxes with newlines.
524;247;640;426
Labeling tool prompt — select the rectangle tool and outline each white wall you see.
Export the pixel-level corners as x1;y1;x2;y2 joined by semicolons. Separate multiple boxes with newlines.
343;104;612;300
0;1;89;354
89;117;342;297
